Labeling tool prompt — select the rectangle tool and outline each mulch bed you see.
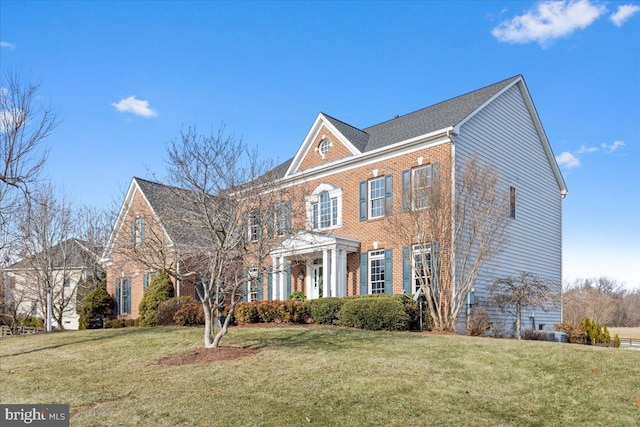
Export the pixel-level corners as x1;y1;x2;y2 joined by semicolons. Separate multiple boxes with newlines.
154;346;260;366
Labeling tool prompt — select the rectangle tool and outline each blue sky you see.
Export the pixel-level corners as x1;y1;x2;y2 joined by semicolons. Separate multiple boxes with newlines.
1;1;638;289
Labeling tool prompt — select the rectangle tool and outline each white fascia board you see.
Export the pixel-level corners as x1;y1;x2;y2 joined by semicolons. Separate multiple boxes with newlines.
279;127;453;189
453;76;521;135
101;178;174;262
515;79;569;197
284;113;362;177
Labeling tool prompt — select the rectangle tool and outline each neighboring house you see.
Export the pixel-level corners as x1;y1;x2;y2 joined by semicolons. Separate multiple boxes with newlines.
3;239;101;330
104;75;567;333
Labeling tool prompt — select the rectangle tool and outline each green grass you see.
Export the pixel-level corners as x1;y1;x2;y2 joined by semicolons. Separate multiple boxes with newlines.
1;326;639;426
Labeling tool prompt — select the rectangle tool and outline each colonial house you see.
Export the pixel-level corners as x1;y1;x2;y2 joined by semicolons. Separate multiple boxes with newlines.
102;75;567;333
3;238;101;330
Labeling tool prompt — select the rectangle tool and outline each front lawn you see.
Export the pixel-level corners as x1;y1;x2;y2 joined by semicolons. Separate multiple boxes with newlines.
1;326;638;426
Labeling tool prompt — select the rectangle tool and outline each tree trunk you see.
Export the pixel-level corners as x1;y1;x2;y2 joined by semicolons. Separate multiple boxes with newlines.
515;301;522;340
203;300;215;348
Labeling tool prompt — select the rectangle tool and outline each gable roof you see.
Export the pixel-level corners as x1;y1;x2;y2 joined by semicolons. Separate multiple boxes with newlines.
101;177;210;263
7;238;101;271
284;75;520;177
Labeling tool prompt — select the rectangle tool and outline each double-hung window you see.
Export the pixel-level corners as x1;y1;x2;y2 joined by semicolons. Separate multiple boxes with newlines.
115;277;131;315
249;211;260;241
402;162;440;211
369;250;386;294
247;268;259;302
359;175;392;221
369;177;385;219
509;186;517;219
131;217;145;245
412;244;432;294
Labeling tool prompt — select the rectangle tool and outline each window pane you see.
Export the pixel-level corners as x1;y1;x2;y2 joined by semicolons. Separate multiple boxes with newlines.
369;177;385;218
331;198;338;226
320;191;330;228
369;250;385;294
412;166;432;209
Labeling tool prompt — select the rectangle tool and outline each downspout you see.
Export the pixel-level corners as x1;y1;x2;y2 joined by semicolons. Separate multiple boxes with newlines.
176;258;181;297
448;129;457;310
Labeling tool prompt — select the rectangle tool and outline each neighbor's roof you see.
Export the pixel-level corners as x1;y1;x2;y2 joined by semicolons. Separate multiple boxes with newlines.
7;238;101;270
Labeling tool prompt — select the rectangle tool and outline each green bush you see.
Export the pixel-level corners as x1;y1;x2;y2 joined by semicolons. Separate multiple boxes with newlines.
303;298;345;325
256;301;280;323
614;334;621;348
78;283;114;329
21;316;44;328
156;296;197;326
138;272;174;327
173;303;204;326
278;301;309;323
288;291;306;301
555;322;588;344
337;297;410;331
104;319;126;329
125;319;138;327
235;303;260;324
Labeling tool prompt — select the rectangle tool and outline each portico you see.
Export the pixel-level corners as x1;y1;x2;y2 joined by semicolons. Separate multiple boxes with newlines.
270;232;360;300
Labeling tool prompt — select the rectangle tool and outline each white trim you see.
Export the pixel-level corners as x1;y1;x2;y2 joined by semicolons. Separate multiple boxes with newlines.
285;113;362;177
101;178;174;263
453;77;567;197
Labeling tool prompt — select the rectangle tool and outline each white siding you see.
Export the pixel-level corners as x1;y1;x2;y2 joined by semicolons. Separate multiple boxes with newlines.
454;83;563;334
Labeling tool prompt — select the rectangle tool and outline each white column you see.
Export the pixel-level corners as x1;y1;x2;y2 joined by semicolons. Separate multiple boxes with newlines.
322;249;329;297
331;247;338;298
338;249;347;297
271;255;278;300
279;256;286;301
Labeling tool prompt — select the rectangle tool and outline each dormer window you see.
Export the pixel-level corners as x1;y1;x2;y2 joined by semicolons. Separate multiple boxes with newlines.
318;139;330;158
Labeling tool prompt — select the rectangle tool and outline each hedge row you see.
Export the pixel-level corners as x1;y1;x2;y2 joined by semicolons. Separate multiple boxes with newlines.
235;294;427;331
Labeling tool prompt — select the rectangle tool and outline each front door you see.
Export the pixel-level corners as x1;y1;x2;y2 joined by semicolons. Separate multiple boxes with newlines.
310;259;323;299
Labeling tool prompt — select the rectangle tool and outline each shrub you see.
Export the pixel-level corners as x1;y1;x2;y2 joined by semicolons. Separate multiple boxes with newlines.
78;283;114;329
555;322;588;344
233;302;260;324
614;334;621;348
125;319;138;327
138;272;174;327
288;291;306;301
104;319;126;329
173;303;204;326
523;329;546;340
278;301;309;323
256;301;280;323
304;298;345;325
21;316;45;328
467;308;491;336
338;297;410;331
156;296;197;326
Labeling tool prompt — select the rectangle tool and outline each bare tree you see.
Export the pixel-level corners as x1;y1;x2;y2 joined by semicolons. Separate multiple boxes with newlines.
122;125;302;348
563;277;635;326
12;185;78;330
387;156;508;332
0;69;60;233
489;271;559;339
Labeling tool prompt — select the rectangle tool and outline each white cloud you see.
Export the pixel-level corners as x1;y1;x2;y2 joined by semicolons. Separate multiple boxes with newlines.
610;4;640;27
576;144;598;154
492;0;607;45
111;96;157;118
556;151;581;169
0;41;16;50
601;140;625;153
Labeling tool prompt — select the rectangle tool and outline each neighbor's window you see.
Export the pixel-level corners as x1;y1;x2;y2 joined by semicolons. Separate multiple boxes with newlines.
115;277;131;316
509;186;517;219
369;250;386;294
